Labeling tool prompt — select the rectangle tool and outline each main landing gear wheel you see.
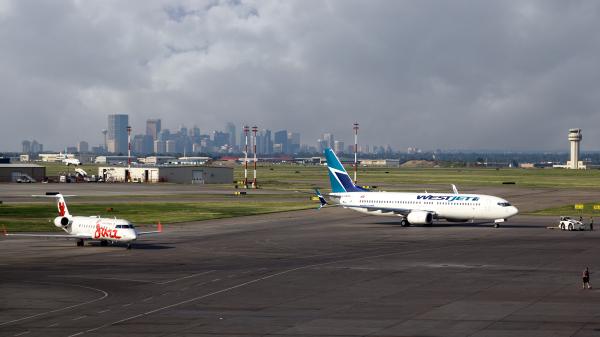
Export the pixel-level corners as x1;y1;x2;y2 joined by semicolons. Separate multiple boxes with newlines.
76;239;84;247
494;223;500;228
126;243;132;250
400;219;410;227
100;240;108;246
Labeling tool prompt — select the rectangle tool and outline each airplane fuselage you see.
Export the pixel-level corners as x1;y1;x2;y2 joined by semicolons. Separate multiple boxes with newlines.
55;216;137;242
331;192;519;222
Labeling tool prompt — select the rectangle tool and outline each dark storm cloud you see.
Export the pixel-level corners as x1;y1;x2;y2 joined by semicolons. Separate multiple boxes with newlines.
1;0;599;151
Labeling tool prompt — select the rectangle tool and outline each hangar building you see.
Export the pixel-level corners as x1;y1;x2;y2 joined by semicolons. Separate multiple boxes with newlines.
98;165;233;184
0;164;46;182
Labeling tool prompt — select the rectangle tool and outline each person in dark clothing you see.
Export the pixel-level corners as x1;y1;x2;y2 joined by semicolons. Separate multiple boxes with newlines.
583;267;592;289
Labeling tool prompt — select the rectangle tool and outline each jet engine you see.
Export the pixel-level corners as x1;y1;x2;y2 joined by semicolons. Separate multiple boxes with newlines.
407;211;433;225
54;216;72;228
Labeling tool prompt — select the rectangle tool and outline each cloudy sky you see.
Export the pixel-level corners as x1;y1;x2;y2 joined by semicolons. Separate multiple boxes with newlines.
1;0;600;152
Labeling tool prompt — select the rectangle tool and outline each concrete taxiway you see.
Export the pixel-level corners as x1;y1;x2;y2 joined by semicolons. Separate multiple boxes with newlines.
2;206;600;337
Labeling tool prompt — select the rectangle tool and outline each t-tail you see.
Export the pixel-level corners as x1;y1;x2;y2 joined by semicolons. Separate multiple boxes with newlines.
324;148;368;193
33;192;71;217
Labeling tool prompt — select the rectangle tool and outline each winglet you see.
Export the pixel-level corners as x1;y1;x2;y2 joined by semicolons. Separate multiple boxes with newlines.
314;188;327;209
157;221;163;233
452;184;459;194
2;225;7;236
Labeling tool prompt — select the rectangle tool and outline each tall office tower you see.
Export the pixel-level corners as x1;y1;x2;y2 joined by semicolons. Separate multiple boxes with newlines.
165;140;176;154
322;133;334;148
288;132;301;154
78;141;89;153
146;119;161;140
213;131;230;147
22;140;31;153
132;135;145;154
154;140;166;154
274;130;289;154
334;140;345;153
317;139;328;153
225;123;236;147
31;140;43;153
107;114;129;154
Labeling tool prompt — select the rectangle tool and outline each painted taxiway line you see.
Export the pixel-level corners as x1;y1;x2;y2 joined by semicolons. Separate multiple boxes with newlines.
156;270;216;285
0;283;108;327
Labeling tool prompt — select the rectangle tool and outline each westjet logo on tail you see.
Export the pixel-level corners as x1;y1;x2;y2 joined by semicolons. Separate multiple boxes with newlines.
417;195;480;202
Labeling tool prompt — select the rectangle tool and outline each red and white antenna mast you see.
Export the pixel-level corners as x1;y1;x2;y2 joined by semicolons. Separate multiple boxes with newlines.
243;125;249;188
353;122;359;184
127;125;132;169
252;126;258;188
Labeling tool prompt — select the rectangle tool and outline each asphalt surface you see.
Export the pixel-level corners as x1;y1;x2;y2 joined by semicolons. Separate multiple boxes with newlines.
2;205;600;337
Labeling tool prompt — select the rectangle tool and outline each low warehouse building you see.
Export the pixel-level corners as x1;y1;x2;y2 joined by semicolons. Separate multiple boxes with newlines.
98;165;233;184
0;164;46;182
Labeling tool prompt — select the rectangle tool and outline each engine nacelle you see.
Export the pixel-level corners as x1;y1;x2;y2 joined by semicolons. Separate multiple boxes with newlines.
407;211;433;225
54;216;72;228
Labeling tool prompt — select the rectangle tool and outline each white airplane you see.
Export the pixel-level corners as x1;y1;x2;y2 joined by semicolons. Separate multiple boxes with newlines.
58;150;81;166
317;148;518;228
3;193;162;249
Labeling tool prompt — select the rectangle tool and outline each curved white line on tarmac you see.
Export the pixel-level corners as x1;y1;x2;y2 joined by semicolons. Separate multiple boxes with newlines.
0;282;109;327
74;245;459;336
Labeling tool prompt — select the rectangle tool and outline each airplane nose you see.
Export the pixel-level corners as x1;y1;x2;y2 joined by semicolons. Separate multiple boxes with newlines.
509;206;519;217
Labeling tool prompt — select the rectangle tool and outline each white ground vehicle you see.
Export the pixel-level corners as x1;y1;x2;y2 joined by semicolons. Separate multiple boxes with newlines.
559;216;588;231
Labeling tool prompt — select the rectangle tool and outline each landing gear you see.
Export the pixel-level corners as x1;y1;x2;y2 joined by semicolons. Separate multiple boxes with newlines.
126;243;132;250
494;223;500;228
76;239;84;247
100;240;108;246
400;219;410;227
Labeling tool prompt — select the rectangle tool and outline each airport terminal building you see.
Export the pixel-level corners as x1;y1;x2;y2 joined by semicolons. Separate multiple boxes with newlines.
98;165;233;184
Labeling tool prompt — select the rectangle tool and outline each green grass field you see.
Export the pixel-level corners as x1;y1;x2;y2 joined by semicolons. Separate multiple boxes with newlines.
0;198;315;232
234;164;600;191
527;202;600;217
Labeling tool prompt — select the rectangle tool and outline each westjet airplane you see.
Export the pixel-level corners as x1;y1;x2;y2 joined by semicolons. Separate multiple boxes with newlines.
3;192;161;248
319;148;518;227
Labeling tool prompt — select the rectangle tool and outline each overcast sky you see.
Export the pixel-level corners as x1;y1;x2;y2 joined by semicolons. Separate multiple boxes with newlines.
1;0;600;152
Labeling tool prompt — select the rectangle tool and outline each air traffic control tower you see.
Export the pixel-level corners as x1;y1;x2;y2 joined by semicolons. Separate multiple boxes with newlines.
567;128;585;169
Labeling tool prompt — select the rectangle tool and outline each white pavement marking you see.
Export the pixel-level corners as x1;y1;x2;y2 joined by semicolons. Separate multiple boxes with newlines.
97;309;110;314
142;297;153;302
48;323;59;327
72;316;87;321
121;303;132;307
157;270;216;285
13;331;30;336
61;244;478;336
0;283;109;327
49;275;156;284
211;278;220;282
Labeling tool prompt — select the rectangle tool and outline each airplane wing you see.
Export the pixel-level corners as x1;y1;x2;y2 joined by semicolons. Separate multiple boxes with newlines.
4;233;91;239
137;222;163;236
363;206;413;215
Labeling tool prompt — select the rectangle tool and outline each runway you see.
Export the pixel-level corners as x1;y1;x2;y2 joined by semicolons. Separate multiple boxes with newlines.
2;207;600;337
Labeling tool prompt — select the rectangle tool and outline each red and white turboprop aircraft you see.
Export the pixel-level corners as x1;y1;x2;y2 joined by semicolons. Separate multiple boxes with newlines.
3;192;162;249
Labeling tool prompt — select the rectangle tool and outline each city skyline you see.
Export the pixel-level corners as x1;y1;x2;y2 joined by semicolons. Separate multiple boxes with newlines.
2;2;600;152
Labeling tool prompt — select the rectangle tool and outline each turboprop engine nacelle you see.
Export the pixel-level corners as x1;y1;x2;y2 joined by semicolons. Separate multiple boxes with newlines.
54;216;72;228
407;211;433;225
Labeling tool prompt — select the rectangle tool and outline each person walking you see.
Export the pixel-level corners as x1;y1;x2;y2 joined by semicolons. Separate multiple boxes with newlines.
583;267;592;289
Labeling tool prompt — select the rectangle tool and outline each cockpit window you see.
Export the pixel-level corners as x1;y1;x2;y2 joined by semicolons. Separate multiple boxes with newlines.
497;202;511;207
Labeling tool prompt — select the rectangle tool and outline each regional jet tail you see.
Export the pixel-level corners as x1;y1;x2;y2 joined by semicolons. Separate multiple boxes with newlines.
322;148;518;227
3;192;162;249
